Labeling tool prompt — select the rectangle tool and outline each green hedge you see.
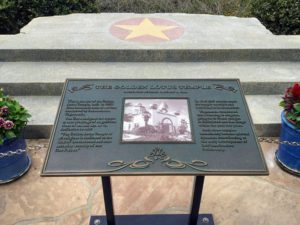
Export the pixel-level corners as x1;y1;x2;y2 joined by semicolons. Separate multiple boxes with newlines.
251;0;300;35
1;0;299;35
0;0;253;34
0;0;99;34
98;0;252;15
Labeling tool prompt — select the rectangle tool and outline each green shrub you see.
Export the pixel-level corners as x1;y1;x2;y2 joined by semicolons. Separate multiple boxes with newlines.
251;0;300;35
0;0;99;34
98;0;251;15
0;89;31;144
0;0;253;34
3;0;298;35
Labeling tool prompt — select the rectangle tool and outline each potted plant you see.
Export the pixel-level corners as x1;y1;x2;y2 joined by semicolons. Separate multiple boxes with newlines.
0;89;31;183
277;83;300;176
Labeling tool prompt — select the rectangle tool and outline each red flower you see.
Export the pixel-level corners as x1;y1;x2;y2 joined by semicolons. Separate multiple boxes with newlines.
291;83;300;101
285;87;292;97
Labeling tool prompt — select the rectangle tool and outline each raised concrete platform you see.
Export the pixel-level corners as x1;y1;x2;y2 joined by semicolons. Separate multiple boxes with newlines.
0;13;298;138
0;62;297;95
0;35;13;43
0;13;299;61
17;95;282;138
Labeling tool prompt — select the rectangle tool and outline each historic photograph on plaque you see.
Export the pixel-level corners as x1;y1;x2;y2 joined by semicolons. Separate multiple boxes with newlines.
122;99;193;142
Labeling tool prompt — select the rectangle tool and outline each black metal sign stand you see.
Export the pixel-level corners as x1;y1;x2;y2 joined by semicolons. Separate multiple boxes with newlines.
42;80;268;225
89;176;214;225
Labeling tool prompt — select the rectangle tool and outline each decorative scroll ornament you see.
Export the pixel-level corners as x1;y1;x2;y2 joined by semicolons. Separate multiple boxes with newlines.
68;84;94;93
104;147;208;173
213;84;237;93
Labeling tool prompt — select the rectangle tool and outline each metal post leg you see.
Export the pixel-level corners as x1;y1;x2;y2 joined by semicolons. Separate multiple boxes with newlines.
102;176;116;225
188;176;205;225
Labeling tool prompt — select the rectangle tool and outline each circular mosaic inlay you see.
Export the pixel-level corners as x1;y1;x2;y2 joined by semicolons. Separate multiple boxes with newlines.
110;17;184;43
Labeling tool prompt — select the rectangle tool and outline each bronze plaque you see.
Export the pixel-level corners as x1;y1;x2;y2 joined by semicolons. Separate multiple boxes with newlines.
42;79;268;176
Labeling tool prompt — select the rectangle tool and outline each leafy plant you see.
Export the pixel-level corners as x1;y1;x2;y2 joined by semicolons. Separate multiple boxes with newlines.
251;0;300;35
0;0;99;34
1;0;297;35
0;89;31;144
280;83;300;128
1;0;254;34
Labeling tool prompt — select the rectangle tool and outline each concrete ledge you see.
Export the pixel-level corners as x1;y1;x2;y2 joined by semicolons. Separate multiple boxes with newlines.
255;124;281;137
0;35;15;43
1;49;300;62
0;62;297;95
17;95;282;138
1;83;63;96
23;125;52;139
0;14;299;62
1;82;293;96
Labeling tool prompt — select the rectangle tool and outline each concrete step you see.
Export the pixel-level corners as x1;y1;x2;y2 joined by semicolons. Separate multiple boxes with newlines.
17;95;282;139
0;14;299;62
1;49;300;62
0;62;298;95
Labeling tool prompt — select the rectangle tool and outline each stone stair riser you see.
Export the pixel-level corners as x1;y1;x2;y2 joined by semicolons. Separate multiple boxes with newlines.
1;49;300;62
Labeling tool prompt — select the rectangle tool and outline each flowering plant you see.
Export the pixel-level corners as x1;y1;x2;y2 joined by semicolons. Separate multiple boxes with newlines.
0;89;31;144
279;83;300;129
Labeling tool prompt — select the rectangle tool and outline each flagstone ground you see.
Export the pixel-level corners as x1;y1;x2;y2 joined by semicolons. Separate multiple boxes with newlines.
0;139;299;225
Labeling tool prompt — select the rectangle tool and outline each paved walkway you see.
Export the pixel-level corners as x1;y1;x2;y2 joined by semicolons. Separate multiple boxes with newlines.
0;140;299;225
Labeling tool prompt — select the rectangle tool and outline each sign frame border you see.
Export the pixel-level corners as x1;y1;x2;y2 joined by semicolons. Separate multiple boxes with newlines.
41;79;269;177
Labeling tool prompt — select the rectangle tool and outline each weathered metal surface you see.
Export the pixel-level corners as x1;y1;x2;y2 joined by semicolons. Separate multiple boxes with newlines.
42;79;268;176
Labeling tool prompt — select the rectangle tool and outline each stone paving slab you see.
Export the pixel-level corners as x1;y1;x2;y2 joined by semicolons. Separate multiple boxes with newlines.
0;14;299;61
15;95;282;138
0;139;299;225
0;62;298;95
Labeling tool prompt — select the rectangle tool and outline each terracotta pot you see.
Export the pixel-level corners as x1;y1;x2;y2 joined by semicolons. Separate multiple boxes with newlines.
0;138;31;184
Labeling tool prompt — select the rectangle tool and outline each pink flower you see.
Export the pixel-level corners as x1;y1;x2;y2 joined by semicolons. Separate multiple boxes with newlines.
0;106;9;115
0;117;5;127
3;120;14;130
